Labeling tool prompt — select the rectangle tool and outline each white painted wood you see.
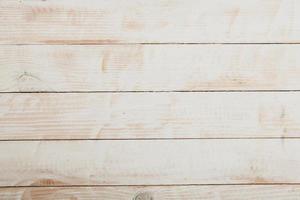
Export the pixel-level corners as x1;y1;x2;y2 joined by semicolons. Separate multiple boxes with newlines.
0;140;300;186
2;0;300;197
1;0;300;44
2;185;300;200
1;92;300;139
1;45;300;92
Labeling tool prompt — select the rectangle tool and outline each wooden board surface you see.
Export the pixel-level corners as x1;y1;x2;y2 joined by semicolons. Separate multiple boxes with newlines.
2;0;300;198
1;92;300;140
0;140;300;186
1;0;300;44
2;44;300;92
2;185;300;200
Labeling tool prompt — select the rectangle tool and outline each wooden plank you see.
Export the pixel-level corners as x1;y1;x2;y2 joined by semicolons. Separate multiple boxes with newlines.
1;92;300;139
1;0;300;44
2;45;300;92
2;185;300;200
0;140;300;186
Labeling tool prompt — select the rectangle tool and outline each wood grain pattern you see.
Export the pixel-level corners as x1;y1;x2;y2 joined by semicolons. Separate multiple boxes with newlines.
2;45;300;92
1;92;300;139
2;185;300;200
0;140;300;186
2;0;300;198
1;0;300;44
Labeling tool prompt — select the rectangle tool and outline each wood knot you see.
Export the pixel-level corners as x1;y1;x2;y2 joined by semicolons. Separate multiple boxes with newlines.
17;71;41;82
133;192;153;200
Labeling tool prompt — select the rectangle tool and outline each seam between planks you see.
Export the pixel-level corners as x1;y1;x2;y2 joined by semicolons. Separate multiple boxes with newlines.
0;137;299;142
3;43;300;46
2;183;300;189
2;90;300;93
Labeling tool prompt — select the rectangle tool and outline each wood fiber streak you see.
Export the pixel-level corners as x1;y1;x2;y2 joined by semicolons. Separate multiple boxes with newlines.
1;93;300;139
1;45;300;92
1;185;300;200
0;0;300;44
0;140;300;186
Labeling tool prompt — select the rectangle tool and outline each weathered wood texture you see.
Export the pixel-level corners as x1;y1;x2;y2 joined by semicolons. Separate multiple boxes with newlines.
0;140;300;186
2;0;300;198
2;185;300;200
1;92;300;139
1;0;299;44
2;45;300;92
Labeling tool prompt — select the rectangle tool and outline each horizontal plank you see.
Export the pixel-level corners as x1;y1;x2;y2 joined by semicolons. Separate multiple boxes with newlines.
1;92;300;139
2;45;300;92
0;140;300;186
1;0;300;44
2;185;300;200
